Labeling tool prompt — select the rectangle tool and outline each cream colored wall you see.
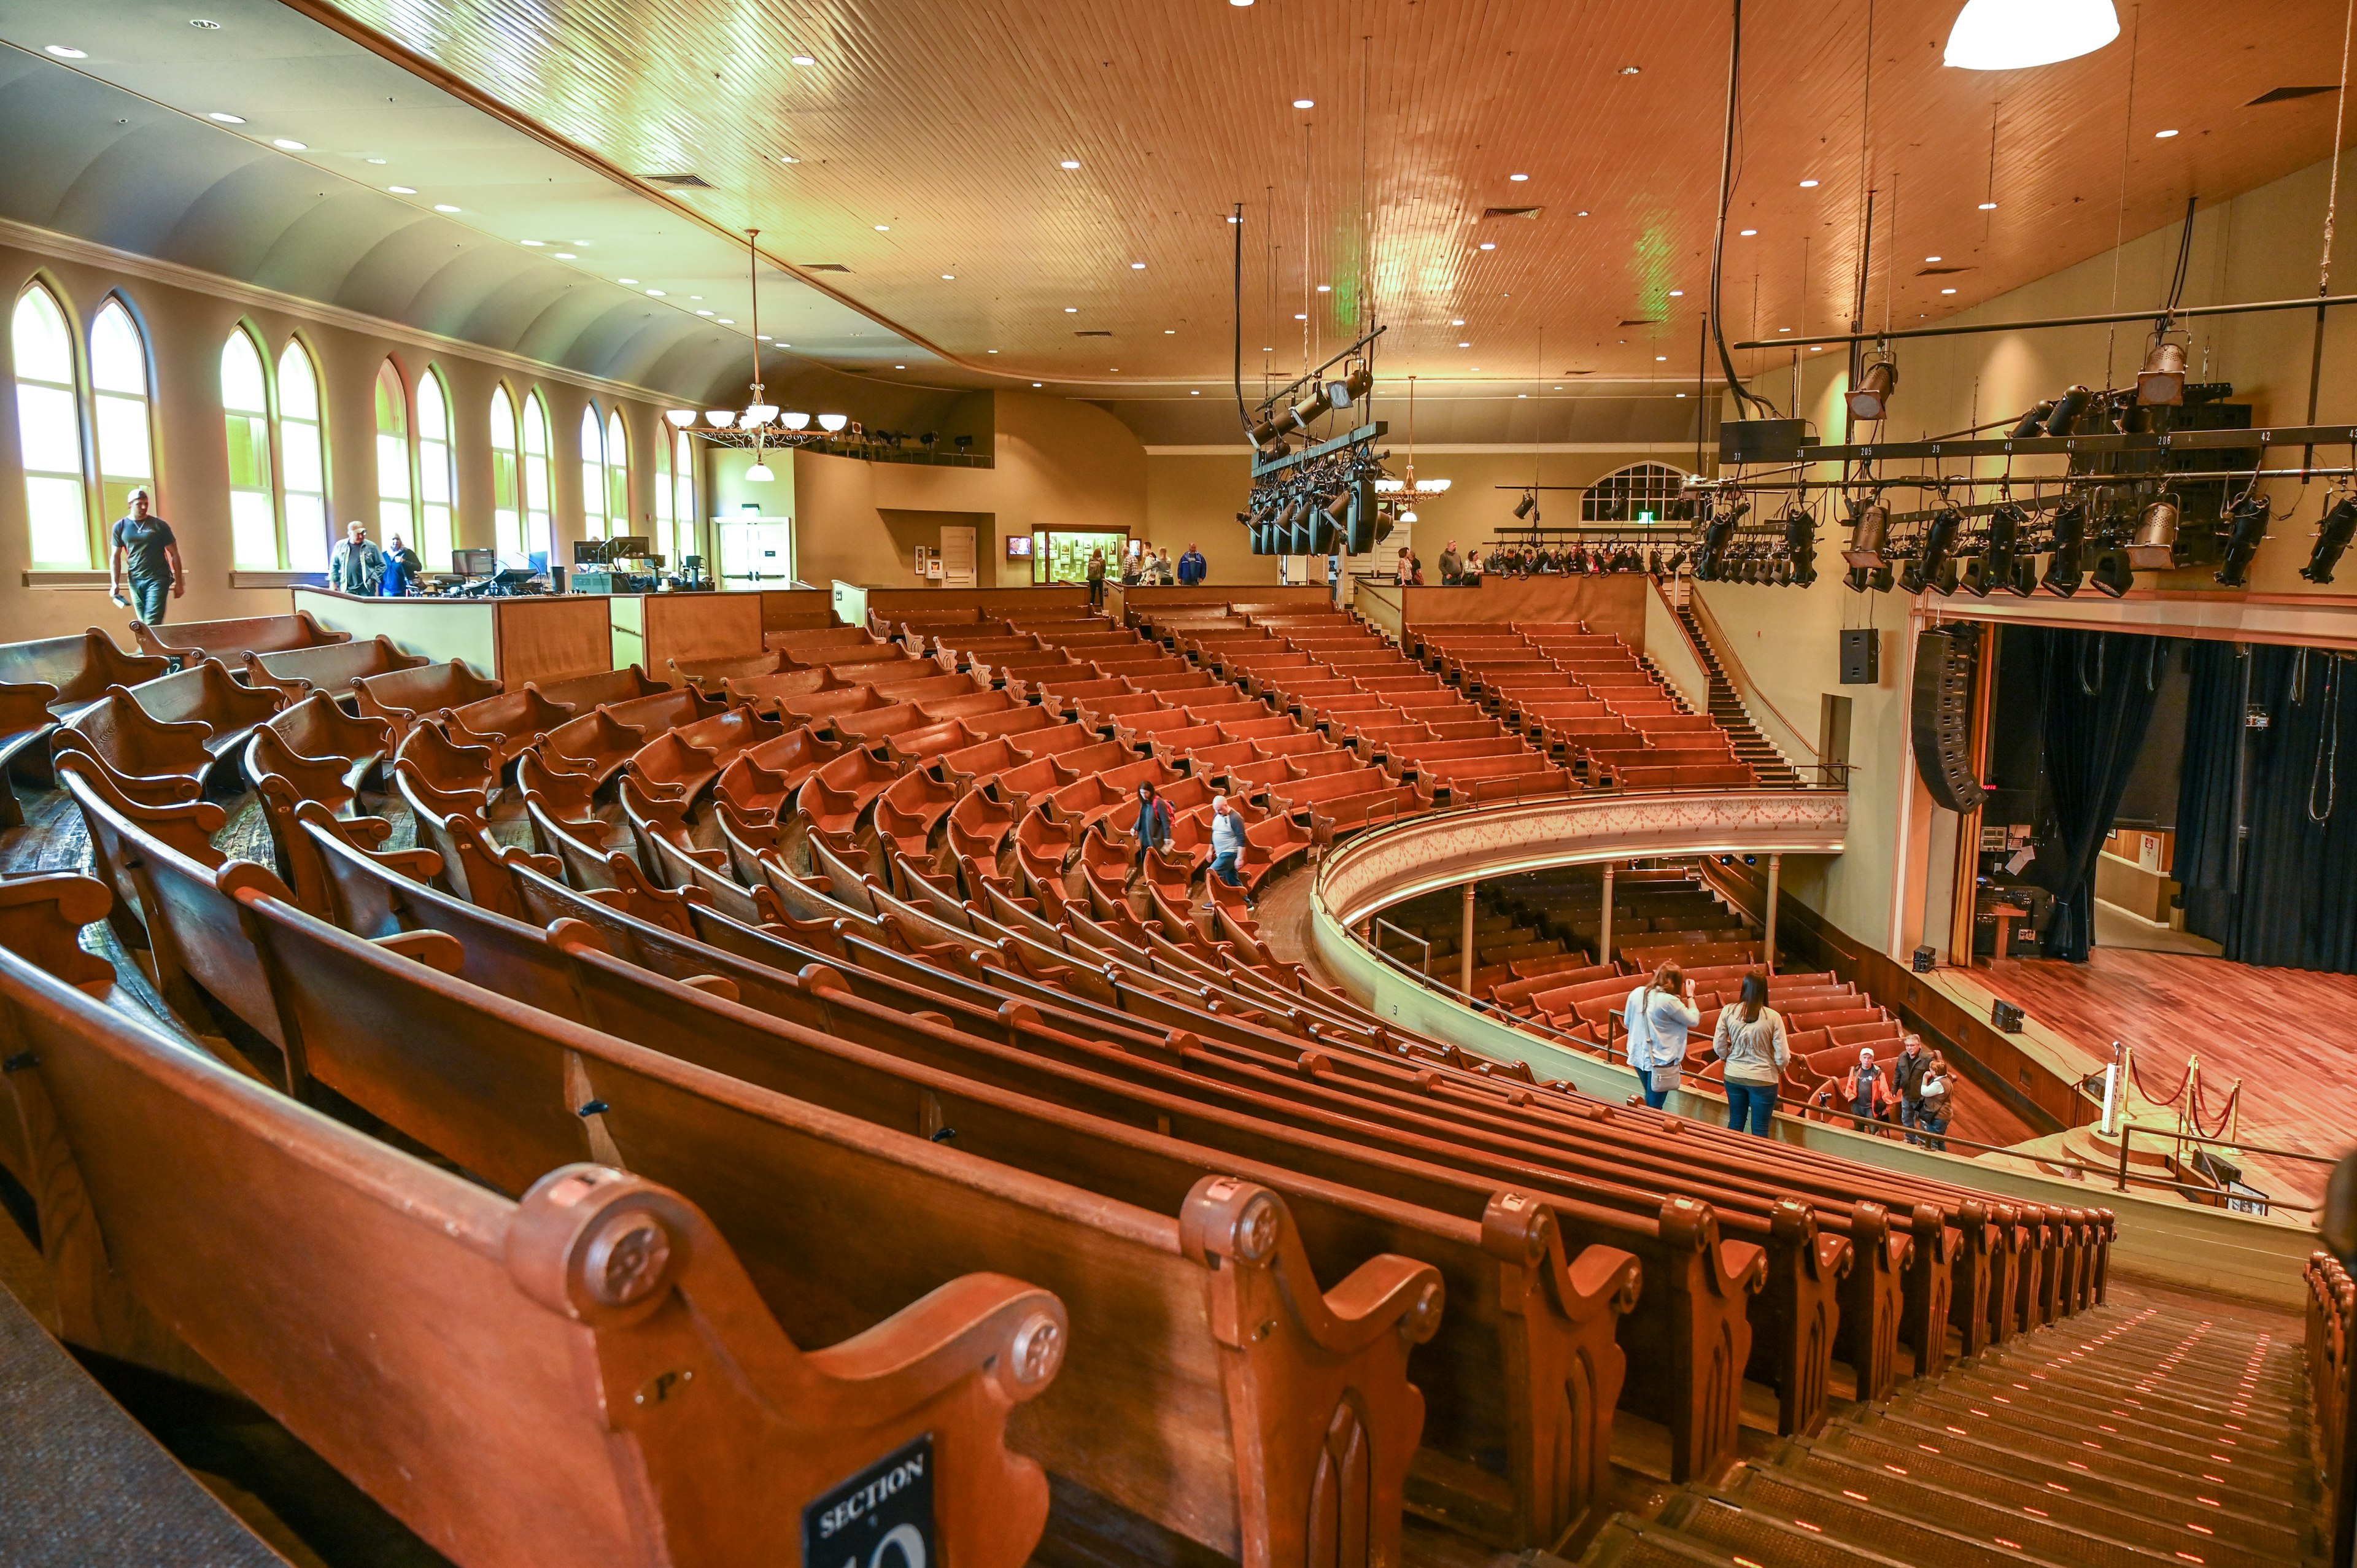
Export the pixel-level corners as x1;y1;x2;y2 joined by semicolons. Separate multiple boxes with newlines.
0;233;687;643
1697;150;2357;957
789;391;1147;589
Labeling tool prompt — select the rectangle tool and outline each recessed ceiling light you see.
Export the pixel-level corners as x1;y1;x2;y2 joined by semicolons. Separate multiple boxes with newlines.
1619;64;1640;75
190;18;220;27
1978;201;1999;210
2155;128;2179;138
1509;172;1529;182
789;53;816;65
44;45;87;58
388;183;417;194
873;223;889;231
1800;178;1820;188
433;203;460;212
1131;261;1146;269
1941;287;1959;295
1925;254;1941;262
1738;228;1757;236
521;239;544;246
645;288;665;296
273;138;306;150
619;277;638;285
696;308;713;315
1060;159;1080;169
554;251;576;259
1293;98;1315;108
209;112;246;123
1668;288;1684;297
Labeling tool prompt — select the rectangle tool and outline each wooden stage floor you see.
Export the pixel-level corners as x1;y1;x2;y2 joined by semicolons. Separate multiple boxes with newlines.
1981;944;2356;1207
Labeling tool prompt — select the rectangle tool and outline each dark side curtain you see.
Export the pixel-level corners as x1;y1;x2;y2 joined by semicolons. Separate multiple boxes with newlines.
2173;643;2357;971
2035;628;2172;962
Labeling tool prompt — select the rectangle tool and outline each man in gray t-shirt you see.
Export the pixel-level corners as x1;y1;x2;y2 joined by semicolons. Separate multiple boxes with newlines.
108;488;184;625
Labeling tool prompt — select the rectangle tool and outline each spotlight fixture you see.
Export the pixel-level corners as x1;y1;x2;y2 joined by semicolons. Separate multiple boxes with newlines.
2215;492;2272;587
2306;495;2357;583
2135;334;2189;406
1943;0;2119;70
2040;500;2088;595
1847;357;1898;422
2124;495;2181;570
1841;495;1892;569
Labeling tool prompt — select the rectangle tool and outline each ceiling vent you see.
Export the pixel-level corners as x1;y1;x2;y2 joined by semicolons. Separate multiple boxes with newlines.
647;172;714;188
1481;206;1544;221
2250;85;2340;104
801;263;852;272
1074;329;1113;337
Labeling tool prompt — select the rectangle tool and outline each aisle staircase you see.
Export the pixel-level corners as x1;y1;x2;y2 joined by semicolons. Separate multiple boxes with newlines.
1670;603;1804;789
1578;1286;2317;1568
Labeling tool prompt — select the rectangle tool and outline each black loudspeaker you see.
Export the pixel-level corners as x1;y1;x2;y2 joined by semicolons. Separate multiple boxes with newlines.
1991;998;2025;1033
1911;627;1988;813
1839;628;1880;685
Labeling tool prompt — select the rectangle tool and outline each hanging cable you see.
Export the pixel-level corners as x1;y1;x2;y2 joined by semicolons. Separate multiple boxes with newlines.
1709;0;1780;419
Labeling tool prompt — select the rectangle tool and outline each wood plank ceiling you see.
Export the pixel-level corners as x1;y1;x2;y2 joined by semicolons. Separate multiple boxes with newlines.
269;0;2357;396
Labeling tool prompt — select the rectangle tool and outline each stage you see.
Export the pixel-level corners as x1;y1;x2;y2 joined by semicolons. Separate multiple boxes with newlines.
1967;943;2355;1208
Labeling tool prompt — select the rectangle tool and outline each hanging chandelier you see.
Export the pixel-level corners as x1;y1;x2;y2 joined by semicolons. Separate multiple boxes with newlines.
665;228;847;482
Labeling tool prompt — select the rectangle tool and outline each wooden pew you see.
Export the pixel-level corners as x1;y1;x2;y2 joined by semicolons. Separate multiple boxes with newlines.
0;930;1062;1568
240;635;428;701
133;609;346;663
239;879;1446;1566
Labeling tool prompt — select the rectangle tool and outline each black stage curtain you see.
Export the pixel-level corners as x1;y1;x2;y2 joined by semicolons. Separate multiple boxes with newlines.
2034;628;2172;962
2173;642;2357;972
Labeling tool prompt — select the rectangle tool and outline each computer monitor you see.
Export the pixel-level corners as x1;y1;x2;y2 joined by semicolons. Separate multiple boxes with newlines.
453;548;497;577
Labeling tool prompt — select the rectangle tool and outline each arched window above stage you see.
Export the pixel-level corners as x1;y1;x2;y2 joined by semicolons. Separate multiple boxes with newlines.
1582;462;1701;524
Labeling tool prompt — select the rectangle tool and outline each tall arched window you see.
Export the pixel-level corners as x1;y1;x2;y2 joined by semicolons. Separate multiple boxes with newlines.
579;402;606;541
374;360;413;544
653;430;674;563
90;298;153;533
605;409;629;541
222;328;277;568
417;368;454;570
489;384;521;558
14;282;89;568
522;390;551;563
277;339;328;570
672;428;697;563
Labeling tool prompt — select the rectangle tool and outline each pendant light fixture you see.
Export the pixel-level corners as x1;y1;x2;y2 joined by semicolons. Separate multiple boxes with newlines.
666;229;845;472
1943;0;2119;71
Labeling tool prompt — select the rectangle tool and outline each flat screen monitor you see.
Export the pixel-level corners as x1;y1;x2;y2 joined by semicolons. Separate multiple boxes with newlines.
453;548;497;577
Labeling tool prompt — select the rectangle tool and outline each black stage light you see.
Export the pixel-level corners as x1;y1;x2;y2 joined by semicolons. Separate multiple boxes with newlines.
2040;500;2088;596
2044;385;2091;437
2215;492;2272;587
2305;494;2357;584
2089;547;2136;598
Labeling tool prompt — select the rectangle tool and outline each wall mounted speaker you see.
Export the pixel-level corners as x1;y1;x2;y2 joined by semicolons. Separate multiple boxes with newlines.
1910;626;1988;812
1839;627;1880;686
